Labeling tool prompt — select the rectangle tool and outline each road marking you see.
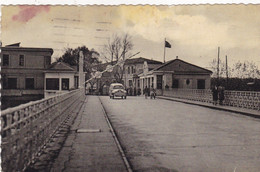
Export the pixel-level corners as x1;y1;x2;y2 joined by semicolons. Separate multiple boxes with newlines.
76;129;101;133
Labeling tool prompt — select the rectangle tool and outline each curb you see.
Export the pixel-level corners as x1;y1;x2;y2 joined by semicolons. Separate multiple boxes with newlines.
98;96;133;172
157;96;260;119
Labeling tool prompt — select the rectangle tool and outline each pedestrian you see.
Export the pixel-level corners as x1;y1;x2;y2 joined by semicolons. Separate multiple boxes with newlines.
129;86;133;96
137;88;141;96
144;86;148;99
212;85;218;105
150;86;156;99
218;86;225;105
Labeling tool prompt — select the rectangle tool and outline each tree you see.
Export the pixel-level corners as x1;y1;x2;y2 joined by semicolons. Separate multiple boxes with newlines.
231;61;260;78
101;33;133;83
57;46;101;84
209;59;260;79
209;58;228;78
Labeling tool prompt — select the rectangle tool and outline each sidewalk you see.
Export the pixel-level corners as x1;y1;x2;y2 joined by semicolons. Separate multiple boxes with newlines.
51;96;127;172
157;96;260;119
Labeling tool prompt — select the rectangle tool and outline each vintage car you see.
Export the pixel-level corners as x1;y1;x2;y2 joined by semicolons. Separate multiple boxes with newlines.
109;83;127;99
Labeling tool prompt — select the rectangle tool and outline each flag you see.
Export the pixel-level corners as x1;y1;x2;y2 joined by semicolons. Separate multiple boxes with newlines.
165;40;171;48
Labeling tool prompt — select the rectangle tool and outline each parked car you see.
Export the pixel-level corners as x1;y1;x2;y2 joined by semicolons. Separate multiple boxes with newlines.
109;83;127;99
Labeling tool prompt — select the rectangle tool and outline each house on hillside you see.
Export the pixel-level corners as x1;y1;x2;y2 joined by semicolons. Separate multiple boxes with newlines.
139;58;213;95
1;43;53;109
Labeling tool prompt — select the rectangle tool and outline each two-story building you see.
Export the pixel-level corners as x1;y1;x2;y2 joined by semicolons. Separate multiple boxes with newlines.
1;43;53;109
93;57;163;94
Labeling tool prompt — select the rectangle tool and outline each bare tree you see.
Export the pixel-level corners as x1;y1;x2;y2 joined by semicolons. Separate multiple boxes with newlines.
209;59;260;79
231;61;260;78
101;33;133;83
209;58;228;78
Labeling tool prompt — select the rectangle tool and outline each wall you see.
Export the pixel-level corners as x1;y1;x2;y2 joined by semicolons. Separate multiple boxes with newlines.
44;72;76;98
163;88;260;111
172;74;211;89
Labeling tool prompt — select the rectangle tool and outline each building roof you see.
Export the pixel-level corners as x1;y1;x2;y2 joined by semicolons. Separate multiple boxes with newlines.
152;59;212;74
47;61;76;72
125;57;162;65
94;57;163;71
1;46;53;54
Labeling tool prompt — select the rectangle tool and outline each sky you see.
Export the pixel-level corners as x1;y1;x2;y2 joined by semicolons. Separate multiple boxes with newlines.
1;5;260;69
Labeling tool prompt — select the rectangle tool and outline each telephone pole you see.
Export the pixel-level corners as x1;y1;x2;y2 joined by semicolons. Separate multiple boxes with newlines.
226;55;228;89
217;47;220;85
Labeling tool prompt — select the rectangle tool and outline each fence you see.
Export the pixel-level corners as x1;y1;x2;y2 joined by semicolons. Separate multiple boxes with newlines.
163;88;260;111
1;88;85;172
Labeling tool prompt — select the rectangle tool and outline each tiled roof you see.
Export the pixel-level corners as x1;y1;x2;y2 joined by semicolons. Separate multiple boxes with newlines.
47;62;76;71
152;59;212;74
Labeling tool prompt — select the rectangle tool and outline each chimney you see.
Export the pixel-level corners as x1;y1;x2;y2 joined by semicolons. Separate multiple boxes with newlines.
176;56;178;59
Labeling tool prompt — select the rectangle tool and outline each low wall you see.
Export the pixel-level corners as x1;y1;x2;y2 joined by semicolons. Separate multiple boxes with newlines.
163;88;260;111
1;88;85;172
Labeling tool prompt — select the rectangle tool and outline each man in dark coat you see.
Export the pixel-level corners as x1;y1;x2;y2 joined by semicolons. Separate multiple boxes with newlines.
212;86;218;105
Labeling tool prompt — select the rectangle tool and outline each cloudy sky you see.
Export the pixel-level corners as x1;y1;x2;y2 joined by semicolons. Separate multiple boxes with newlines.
1;5;260;68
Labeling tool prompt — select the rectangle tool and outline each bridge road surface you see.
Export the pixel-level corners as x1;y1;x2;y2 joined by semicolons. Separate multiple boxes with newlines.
99;96;260;172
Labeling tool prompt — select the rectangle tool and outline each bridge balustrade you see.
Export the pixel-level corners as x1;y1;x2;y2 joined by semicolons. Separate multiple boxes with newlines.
1;88;85;172
163;88;260;111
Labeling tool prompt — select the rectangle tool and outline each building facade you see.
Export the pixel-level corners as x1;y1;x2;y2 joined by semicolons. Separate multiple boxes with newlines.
93;57;163;95
44;62;79;98
139;58;213;95
1;44;53;109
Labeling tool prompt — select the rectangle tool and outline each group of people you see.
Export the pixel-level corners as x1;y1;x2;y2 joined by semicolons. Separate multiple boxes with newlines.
143;86;156;99
212;85;225;105
126;87;141;96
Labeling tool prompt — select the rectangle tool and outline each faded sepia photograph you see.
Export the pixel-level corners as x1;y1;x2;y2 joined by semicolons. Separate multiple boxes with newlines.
1;4;260;172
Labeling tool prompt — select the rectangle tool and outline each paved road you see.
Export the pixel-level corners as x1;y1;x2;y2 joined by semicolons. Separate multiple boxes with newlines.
100;96;260;172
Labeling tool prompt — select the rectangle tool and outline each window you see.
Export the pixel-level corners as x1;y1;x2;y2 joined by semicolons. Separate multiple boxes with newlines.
197;79;206;89
19;55;25;66
186;79;190;85
7;78;17;89
3;54;9;66
131;66;134;74
129;80;133;87
26;78;34;89
113;85;124;89
74;76;79;89
128;67;130;74
46;78;59;90
133;66;136;74
172;79;179;88
62;78;69;90
156;75;163;89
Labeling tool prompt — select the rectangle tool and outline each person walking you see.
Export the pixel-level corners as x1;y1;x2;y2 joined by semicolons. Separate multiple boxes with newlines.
218;86;225;105
212;85;218;105
144;86;148;99
150;86;156;99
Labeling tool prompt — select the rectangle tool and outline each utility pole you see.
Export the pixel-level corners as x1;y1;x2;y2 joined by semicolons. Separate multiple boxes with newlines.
217;47;220;85
226;55;228;89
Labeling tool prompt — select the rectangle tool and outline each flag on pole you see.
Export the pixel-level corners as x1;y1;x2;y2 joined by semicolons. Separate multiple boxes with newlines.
165;40;171;48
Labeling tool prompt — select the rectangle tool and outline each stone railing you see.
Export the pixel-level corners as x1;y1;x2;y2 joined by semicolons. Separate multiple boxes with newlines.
1;88;85;172
163;88;260;111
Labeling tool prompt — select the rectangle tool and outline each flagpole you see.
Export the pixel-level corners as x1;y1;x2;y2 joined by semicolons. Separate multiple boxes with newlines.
163;38;166;63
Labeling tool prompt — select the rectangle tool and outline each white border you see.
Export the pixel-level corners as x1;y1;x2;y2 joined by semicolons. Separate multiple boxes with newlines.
0;0;260;5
